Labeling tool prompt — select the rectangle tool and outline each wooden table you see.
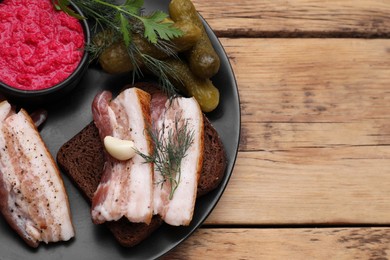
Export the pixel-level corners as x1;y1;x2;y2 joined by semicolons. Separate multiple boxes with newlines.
165;0;390;259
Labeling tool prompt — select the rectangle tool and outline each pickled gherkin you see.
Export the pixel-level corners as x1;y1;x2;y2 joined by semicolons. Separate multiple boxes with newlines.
97;21;201;74
169;0;220;79
98;34;167;74
165;58;219;112
171;21;202;51
99;41;133;74
94;0;221;112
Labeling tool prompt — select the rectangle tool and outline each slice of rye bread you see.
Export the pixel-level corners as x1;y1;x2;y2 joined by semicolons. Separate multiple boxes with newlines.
56;87;227;247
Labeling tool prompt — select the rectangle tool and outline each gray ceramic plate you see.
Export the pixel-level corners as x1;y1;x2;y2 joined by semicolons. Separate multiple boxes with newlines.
0;1;240;259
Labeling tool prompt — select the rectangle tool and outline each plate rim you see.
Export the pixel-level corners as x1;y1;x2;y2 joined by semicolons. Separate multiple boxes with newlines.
0;2;241;259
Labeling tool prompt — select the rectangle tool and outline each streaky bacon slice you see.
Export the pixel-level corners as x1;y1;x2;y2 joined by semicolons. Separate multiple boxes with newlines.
91;88;154;224
152;97;204;226
0;101;74;248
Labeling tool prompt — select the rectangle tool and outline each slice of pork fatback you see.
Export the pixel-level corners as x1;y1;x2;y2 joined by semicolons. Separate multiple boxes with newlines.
91;88;154;224
0;101;74;248
153;97;204;226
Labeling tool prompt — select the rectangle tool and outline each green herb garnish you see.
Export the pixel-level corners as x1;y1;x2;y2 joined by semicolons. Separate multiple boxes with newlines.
52;0;183;43
52;0;183;97
137;117;195;200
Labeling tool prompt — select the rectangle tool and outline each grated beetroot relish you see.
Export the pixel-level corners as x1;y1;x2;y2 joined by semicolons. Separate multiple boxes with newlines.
0;0;85;90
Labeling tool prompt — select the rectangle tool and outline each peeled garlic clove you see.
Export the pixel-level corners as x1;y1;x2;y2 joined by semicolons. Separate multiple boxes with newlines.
104;136;136;161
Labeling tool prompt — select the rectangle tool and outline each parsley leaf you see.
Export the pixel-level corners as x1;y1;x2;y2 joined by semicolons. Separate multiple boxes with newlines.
123;0;144;14
53;0;183;96
141;11;183;44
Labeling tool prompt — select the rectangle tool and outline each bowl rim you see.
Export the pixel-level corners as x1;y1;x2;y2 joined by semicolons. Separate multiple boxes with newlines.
0;1;91;96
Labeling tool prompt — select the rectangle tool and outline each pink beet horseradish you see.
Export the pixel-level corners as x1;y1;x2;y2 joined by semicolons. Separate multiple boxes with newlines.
0;0;85;91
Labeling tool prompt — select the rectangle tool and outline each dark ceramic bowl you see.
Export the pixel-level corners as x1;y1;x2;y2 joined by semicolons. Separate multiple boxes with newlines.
0;3;90;107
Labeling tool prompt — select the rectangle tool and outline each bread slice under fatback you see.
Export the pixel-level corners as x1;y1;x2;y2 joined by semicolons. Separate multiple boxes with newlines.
56;82;226;247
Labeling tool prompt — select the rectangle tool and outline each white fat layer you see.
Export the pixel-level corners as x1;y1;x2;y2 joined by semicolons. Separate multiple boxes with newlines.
119;89;153;222
0;102;18;192
0;105;74;243
12;111;74;241
0;103;30;239
155;97;203;226
93;199;121;222
92;164;124;222
94;88;153;224
92;104;124;222
0;101;11;121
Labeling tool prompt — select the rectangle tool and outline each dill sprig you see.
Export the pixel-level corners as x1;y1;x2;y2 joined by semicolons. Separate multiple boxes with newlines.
137;117;195;200
52;0;183;97
53;0;183;44
141;54;179;97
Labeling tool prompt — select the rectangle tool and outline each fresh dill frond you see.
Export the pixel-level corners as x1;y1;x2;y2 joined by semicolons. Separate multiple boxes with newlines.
140;54;180;98
154;39;180;59
52;0;184;97
54;0;183;46
86;29;120;62
136;117;195;200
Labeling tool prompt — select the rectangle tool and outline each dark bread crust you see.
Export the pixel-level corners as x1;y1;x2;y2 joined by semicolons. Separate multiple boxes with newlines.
56;121;163;247
56;82;226;247
197;116;226;197
57;122;104;200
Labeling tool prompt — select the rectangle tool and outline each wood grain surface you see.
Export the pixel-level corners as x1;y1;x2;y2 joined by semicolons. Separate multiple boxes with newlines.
168;0;390;259
203;38;390;225
165;228;390;259
192;0;390;37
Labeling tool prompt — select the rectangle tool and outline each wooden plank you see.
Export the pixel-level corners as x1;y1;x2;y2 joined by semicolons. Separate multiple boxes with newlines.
205;149;390;225
241;120;390;151
192;0;390;37
164;227;390;259
217;38;390;150
201;38;390;225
